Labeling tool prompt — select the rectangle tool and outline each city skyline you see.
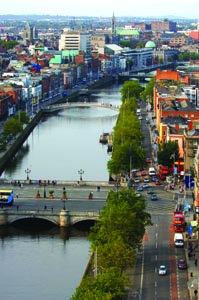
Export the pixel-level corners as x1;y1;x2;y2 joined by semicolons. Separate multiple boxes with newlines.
1;0;199;19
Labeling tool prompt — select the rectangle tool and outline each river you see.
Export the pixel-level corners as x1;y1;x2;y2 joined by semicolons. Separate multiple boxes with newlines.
0;83;122;300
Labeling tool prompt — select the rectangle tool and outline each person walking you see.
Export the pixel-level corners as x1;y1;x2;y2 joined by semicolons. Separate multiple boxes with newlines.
195;258;198;267
194;289;198;297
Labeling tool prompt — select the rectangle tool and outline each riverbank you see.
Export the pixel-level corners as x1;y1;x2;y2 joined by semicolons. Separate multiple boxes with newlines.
0;76;114;178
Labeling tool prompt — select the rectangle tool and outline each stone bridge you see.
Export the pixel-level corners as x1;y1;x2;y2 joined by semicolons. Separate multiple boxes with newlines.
0;209;99;227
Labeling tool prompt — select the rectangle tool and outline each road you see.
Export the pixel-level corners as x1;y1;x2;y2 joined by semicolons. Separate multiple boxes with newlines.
0;182;110;212
128;103;189;300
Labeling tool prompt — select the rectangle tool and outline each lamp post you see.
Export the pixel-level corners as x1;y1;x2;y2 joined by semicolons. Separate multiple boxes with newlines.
25;168;31;180
43;181;46;198
170;153;175;175
78;169;84;181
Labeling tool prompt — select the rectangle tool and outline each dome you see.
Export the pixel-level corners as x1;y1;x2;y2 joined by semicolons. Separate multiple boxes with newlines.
145;41;156;48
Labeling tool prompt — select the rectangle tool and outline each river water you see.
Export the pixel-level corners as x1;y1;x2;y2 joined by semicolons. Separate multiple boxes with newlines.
0;83;122;300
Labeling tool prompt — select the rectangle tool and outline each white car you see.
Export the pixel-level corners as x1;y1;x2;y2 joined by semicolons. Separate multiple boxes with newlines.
158;265;167;275
143;177;149;182
134;178;140;183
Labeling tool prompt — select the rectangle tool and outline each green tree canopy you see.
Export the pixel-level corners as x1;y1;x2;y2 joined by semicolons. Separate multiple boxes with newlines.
140;78;154;103
14;110;30;125
157;140;180;168
120;81;144;103
2;118;23;137
71;267;128;300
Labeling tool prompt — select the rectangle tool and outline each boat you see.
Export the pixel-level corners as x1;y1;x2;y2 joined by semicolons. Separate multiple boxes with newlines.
99;132;109;144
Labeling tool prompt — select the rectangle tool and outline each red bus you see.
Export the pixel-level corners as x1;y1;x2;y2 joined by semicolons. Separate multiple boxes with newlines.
173;211;185;226
158;165;169;180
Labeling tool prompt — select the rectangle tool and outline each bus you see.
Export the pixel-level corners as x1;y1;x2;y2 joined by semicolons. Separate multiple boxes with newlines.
0;190;14;206
158;165;169;180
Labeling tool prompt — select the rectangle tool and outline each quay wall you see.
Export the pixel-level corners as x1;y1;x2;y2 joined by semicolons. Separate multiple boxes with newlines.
0;110;43;176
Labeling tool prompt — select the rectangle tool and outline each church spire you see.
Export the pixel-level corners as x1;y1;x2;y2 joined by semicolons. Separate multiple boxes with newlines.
111;12;116;43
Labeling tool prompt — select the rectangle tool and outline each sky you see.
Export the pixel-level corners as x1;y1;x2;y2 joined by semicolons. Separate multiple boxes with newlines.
1;0;199;19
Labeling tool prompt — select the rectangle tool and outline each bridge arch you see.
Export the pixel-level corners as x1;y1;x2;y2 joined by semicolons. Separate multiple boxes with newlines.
8;215;59;226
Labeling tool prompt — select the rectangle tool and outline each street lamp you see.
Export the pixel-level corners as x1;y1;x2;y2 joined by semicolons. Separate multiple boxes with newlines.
78;169;84;181
43;182;46;198
25;168;31;180
170;153;175;175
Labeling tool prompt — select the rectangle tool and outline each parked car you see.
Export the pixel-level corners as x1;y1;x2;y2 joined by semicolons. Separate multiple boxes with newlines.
146;158;151;163
137;186;143;192
151;193;158;201
144;177;150;183
158;265;167;275
178;259;187;270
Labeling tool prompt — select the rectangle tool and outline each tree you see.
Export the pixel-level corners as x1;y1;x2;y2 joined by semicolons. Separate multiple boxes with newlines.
14;110;30;125
157;140;180;168
71;267;128;300
120;81;144;103
140;78;154;104
2;118;23;137
90;189;152;250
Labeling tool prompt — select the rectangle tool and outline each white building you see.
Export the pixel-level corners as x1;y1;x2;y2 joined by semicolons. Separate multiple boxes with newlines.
59;30;92;52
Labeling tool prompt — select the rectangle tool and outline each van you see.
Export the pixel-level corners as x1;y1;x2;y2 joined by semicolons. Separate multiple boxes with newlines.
174;233;184;247
149;167;156;176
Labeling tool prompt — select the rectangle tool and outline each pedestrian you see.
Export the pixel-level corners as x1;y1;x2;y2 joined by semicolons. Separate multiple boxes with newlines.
16;205;19;211
44;205;47;210
51;206;53;213
194;289;198;297
16;193;18;199
195;258;197;266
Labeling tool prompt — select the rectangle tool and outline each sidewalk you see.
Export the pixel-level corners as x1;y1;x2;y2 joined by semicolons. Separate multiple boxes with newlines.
184;198;199;299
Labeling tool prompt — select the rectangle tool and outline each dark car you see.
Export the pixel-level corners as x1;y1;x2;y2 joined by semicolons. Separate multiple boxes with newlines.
151;193;158;201
147;188;154;194
178;259;187;270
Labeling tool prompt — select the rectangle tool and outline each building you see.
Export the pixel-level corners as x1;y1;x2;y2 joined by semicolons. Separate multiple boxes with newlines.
59;30;92;52
184;127;199;171
151;19;177;32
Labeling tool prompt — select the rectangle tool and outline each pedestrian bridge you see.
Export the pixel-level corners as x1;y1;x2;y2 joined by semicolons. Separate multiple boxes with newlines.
0;209;99;227
42;102;120;113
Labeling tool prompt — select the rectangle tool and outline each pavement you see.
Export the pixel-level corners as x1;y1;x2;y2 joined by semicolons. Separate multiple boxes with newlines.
183;199;199;300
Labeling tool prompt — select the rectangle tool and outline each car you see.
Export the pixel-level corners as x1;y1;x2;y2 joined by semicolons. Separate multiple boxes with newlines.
146;158;151;163
141;170;147;176
143;183;149;189
151;176;157;182
144;177;150;183
158;265;167;275
147;188;154;194
151;193;158;201
138;115;142;120
135;193;141;197
178;259;187;270
155;180;161;185
137;186;143;192
136;108;141;114
134;178;140;183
